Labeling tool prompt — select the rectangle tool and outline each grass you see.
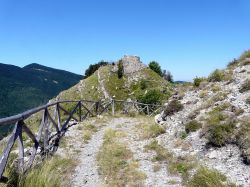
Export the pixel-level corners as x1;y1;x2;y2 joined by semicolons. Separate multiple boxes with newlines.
144;140;173;162
239;79;250;93
239;50;250;61
246;96;250;104
204;110;235;147
185;120;202;133
82;123;97;143
199;90;208;98
97;129;146;186
144;140;196;184
208;69;224;82
188;167;236;187
140;123;165;139
235;119;250;164
164;100;184;116
21;156;76;187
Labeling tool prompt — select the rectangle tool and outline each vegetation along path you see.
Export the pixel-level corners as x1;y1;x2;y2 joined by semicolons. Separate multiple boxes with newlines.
57;115;183;187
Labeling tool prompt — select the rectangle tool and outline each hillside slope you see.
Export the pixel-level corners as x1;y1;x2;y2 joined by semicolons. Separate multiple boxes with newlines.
156;54;250;186
0;63;82;136
53;56;171;109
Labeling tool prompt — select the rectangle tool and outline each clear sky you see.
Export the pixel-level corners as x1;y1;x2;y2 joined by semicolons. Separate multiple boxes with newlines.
0;0;249;81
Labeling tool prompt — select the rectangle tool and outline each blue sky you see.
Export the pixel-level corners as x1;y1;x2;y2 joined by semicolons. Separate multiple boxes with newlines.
0;0;249;81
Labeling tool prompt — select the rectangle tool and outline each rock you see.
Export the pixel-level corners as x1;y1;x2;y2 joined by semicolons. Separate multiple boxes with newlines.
208;150;218;159
97;115;103;119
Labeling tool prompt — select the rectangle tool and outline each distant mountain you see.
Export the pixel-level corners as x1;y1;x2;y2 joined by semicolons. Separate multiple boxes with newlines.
0;63;82;137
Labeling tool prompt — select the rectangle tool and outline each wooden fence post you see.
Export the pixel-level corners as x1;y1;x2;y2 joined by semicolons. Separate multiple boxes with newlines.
112;99;115;116
56;103;61;130
79;101;82;122
146;105;150;115
43;108;49;153
17;121;24;173
95;101;99;115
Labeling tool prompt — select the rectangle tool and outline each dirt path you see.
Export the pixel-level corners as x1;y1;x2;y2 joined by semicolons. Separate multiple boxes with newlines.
97;69;110;99
57;116;183;187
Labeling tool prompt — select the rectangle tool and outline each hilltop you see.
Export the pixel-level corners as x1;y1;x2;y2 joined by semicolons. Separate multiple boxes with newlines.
53;55;171;107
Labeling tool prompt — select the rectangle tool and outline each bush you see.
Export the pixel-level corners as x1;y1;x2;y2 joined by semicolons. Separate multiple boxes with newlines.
84;60;108;78
208;69;224;82
164;100;184;116
207;121;235;147
149;61;163;76
188;167;236;187
193;77;206;87
140;79;147;90
117;60;124;79
144;140;173;162
227;58;239;67
142;123;165;139
137;89;163;105
246;97;250;104
185;120;202;133
199;90;208;98
239;79;250;93
163;70;174;83
239;50;250;61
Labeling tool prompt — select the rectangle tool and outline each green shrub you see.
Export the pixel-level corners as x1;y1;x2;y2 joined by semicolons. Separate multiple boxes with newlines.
193;77;206;87
208;69;224;82
188;167;236;187
246;97;250;104
140;79;147;90
180;131;188;139
137;89;163;105
144;140;173;162
149;61;163;76
142;123;165;138
185;120;202;133
239;50;250;61
227;58;239;67
117;60;124;79
164;100;184;116
84;60;108;78
207;121;235;147
239;79;250;93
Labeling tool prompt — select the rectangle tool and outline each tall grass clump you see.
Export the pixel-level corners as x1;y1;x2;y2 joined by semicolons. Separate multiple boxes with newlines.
208;69;224;82
188;167;236;187
22;156;76;187
97;129;145;186
239;79;250;93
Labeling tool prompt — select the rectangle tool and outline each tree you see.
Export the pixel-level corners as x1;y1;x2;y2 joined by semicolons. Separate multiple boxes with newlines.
163;70;173;83
84;60;109;79
117;60;124;79
149;61;162;76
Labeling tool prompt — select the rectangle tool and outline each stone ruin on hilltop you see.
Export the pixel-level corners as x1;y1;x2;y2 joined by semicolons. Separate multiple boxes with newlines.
113;55;147;75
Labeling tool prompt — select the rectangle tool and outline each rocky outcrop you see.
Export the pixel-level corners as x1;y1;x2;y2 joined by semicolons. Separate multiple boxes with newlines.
113;55;147;75
155;63;250;186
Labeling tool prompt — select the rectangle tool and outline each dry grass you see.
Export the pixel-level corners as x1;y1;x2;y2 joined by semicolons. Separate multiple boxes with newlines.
21;156;76;187
144;140;196;184
82;122;97;143
188;167;236;187
97;129;146;187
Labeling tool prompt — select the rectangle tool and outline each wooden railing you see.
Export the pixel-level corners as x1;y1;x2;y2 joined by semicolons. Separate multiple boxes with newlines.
0;99;163;181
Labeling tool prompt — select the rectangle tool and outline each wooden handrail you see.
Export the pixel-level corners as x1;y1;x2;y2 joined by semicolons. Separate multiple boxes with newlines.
0;99;164;182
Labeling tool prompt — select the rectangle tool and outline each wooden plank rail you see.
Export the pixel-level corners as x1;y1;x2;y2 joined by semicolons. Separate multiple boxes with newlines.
0;99;164;182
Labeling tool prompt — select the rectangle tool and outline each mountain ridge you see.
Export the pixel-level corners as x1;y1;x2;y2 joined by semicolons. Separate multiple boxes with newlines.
0;62;82;137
